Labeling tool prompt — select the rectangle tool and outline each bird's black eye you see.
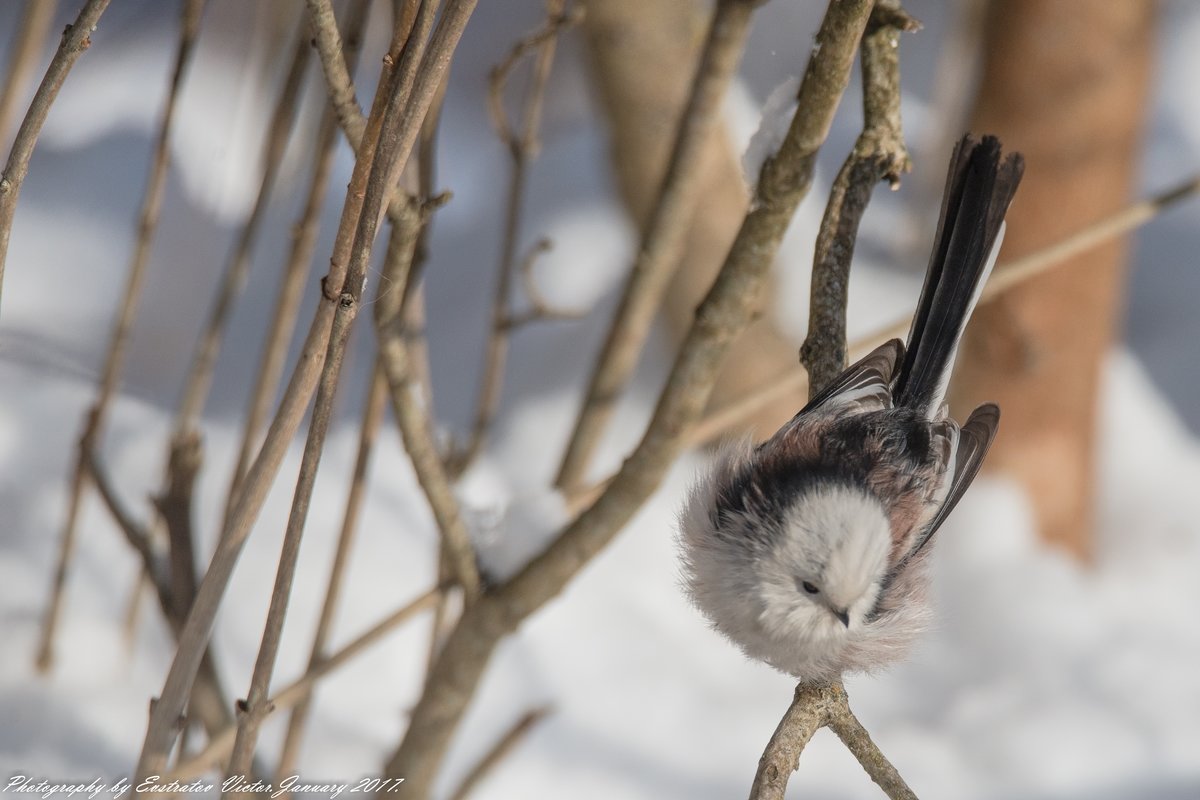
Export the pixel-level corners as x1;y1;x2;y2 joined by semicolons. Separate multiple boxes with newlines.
801;580;820;595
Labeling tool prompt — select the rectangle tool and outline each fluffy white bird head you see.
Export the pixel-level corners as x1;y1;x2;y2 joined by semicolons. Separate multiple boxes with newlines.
758;485;892;639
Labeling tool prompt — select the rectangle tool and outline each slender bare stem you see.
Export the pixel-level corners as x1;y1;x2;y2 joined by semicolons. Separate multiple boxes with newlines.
447;0;578;478
502;239;583;329
172;19;311;437
377;248;482;604
166;588;441;782
554;0;763;492
826;698;918;799
0;0;111;313
133;12;398;785
84;445;238;740
799;0;918;396
275;179;428;779
382;1;873;792
222;3;480;778
222;21;428;785
83;447;166;587
305;0;369;148
36;0;205;672
132;0;478;770
447;707;553;800
0;0;61;142
225;0;371;516
155;431;203;619
748;683;840;800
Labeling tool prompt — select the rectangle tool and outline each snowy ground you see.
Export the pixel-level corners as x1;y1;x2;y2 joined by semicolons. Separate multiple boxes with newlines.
2;1;1200;798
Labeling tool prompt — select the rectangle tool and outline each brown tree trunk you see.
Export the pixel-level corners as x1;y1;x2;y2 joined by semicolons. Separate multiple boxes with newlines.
955;0;1156;557
580;0;802;438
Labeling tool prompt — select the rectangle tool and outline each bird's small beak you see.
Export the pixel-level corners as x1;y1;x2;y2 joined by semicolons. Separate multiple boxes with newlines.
834;609;850;628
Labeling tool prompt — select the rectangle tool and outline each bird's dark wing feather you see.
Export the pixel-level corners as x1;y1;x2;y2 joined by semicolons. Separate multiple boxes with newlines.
908;402;1000;556
799;338;904;416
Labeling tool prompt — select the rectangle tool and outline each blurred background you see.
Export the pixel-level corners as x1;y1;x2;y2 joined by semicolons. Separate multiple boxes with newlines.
1;1;1198;798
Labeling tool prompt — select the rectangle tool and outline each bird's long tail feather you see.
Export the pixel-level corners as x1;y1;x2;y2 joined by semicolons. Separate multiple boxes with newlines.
894;135;1024;417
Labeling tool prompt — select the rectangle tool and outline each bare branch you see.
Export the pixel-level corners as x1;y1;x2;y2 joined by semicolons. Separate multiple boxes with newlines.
83;444;239;744
448;707;553;800
222;7;457;774
748;683;839;800
277;124;435;775
225;0;371;517
133;0;479;776
447;0;579;478
554;0;763;492
826;698;918;800
0;0;61;141
800;0;918;396
165;588;441;782
82;444;166;589
173;18;312;437
36;0;205;671
0;0;112;311
377;229;482;602
154;431;203;619
304;0;369;148
502;239;584;329
383;0;874;792
275;366;389;778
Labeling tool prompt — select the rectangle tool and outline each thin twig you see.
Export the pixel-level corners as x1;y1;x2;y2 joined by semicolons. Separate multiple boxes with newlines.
225;0;371;519
172;18;312;437
83;446;165;588
401;68;457;673
362;9;486;608
222;11;432;779
305;0;368;148
826;698;918;799
134;0;464;784
274;365;389;779
83;445;239;742
0;0;61;142
377;256;482;607
447;707;553;800
687;171;1200;445
383;1;873;793
36;0;205;671
0;0;111;313
155;431;203;619
502;238;583;329
799;0;918;396
222;1;481;776
447;0;579;478
306;0;447;240
554;0;763;492
748;683;840;800
133;8;400;784
166;588;441;782
276;172;429;779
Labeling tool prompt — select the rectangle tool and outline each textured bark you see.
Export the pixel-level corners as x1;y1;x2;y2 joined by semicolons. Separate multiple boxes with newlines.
956;0;1156;557
581;0;802;438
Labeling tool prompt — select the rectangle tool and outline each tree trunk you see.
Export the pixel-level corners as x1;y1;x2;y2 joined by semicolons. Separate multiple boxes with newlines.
955;0;1156;557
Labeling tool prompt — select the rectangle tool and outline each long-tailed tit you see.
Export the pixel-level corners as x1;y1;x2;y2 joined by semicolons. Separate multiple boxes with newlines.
679;135;1024;682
